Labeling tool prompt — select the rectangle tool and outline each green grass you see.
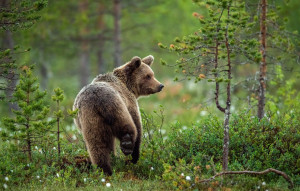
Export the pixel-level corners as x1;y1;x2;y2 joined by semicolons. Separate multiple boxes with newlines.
7;175;298;191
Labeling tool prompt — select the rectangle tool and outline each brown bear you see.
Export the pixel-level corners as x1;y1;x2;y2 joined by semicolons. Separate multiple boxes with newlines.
73;55;164;175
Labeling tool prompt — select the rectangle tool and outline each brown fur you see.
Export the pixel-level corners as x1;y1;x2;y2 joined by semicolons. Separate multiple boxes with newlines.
73;55;163;175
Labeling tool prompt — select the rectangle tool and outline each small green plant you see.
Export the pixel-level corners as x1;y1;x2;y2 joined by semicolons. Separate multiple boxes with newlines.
51;87;64;157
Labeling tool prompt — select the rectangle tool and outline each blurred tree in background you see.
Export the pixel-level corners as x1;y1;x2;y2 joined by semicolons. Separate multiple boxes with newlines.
0;0;47;112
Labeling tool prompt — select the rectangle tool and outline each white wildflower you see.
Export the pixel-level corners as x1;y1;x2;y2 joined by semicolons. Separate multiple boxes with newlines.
4;177;9;181
36;176;40;179
56;173;59;178
262;182;266;186
230;106;235;112
257;186;260;189
3;184;8;189
27;164;30;167
186;176;191;181
150;167;154;171
159;129;166;135
72;135;77;140
84;178;87;182
101;178;105;182
181;173;184;176
35;146;38;150
71;124;76;131
182;126;187;130
10;170;13;173
53;147;56;150
0;128;2;131
106;183;111;187
200;111;207;116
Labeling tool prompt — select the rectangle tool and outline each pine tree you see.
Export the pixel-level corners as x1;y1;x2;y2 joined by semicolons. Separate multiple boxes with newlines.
159;0;260;171
1;66;53;161
51;87;64;157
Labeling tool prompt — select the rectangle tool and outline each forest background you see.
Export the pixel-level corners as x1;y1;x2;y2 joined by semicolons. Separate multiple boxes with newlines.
0;0;300;190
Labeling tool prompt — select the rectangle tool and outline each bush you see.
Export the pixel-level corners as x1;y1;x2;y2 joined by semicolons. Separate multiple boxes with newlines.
163;111;300;186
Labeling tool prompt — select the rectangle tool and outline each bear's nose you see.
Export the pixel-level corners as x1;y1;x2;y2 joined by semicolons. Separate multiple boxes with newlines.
159;84;164;91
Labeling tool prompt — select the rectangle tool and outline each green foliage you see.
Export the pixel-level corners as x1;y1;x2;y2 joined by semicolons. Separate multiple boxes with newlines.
0;0;47;102
0;104;298;190
0;0;47;31
1;66;54;160
160;0;260;83
52;87;64;118
162;112;300;186
51;87;64;157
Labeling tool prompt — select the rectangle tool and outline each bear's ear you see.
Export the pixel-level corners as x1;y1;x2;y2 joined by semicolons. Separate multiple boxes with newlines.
142;55;154;66
125;56;141;74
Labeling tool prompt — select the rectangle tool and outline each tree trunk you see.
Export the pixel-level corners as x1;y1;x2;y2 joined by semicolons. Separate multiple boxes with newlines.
57;112;60;157
26;130;32;161
39;50;49;90
40;62;48;90
222;6;232;171
79;40;90;88
222;108;230;171
26;87;32;161
79;0;90;88
97;3;106;74
113;0;122;67
258;0;267;120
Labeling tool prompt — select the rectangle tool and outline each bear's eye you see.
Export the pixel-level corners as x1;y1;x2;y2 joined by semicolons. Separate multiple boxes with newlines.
146;75;151;80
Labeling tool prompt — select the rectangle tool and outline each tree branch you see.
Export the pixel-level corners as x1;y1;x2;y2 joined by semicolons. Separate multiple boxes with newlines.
198;168;294;189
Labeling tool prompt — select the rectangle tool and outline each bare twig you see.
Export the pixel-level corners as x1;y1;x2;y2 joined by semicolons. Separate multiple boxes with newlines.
198;168;294;189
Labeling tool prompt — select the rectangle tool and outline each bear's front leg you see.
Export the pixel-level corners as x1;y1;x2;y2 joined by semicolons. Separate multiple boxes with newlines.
129;111;142;164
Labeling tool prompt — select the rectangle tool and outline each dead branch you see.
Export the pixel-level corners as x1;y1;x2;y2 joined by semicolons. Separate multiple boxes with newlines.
198;168;294;189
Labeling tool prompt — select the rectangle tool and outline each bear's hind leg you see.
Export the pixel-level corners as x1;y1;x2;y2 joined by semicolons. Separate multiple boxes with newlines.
80;113;114;175
89;146;113;175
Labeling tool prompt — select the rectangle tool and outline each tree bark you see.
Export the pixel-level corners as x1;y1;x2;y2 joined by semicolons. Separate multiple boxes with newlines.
79;0;90;88
26;85;32;161
40;61;48;90
39;50;49;90
97;3;106;74
258;0;267;120
113;0;122;67
219;6;232;172
79;40;90;88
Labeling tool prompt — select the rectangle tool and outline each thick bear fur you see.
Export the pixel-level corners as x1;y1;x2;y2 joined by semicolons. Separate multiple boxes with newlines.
73;55;163;175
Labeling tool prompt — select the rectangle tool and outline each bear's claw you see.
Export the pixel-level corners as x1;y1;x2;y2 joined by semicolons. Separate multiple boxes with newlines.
120;134;134;155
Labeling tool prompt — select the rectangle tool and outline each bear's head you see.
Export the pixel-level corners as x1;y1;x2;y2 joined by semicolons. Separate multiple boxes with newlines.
113;55;164;98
